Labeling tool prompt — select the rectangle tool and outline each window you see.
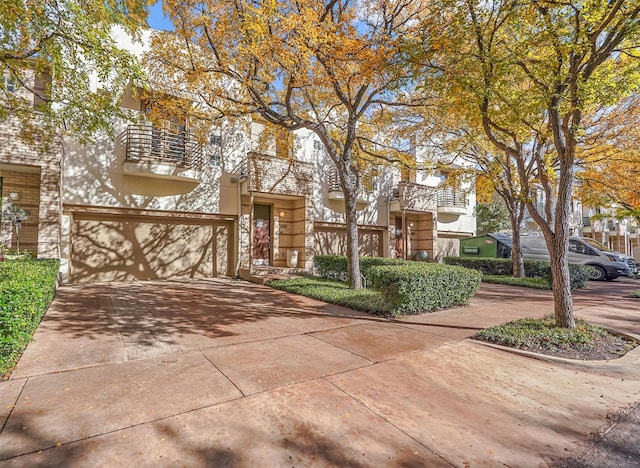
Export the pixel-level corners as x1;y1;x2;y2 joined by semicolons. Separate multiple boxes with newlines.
209;132;222;166
3;76;15;92
33;71;51;111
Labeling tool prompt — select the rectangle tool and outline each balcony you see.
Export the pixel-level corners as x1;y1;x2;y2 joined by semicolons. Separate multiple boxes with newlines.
437;188;467;215
325;167;369;210
389;181;437;213
124;124;205;182
237;152;313;197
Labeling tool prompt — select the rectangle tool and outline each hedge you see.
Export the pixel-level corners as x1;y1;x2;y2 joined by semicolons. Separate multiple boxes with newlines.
0;259;59;376
443;257;595;289
368;263;482;315
314;255;409;282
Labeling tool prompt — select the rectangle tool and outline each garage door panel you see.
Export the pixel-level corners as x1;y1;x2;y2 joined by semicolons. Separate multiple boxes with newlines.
70;216;230;283
313;227;382;257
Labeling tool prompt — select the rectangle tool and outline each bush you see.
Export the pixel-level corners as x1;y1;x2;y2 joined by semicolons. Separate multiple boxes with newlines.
628;289;640;299
368;263;482;315
0;259;59;376
443;257;513;275
481;275;550;289
443;257;595;289
313;255;409;283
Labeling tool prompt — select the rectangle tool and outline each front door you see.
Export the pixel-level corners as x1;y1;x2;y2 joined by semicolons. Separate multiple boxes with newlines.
395;217;404;259
253;204;271;266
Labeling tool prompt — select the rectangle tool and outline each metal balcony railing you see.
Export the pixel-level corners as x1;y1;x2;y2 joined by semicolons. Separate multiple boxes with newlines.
232;152;314;196
437;188;466;208
125;124;204;169
393;182;438;212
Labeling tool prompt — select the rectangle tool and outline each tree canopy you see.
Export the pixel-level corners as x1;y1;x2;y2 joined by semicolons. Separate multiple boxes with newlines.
415;0;640;327
0;0;149;143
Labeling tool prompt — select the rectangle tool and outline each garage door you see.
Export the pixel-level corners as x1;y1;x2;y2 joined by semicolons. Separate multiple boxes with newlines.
314;224;384;257
70;213;232;283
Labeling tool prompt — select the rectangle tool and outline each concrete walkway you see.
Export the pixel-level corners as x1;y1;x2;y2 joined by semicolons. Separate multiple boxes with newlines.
1;278;639;466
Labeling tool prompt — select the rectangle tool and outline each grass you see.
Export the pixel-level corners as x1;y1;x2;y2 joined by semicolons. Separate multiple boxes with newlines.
474;315;637;360
1;259;59;378
267;277;393;316
629;289;640;299
475;315;607;349
482;275;551;289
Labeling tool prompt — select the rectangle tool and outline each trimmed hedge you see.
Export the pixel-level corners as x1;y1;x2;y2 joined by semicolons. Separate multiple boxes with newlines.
314;255;409;282
443;257;595;289
311;255;482;316
369;263;482;315
0;259;59;376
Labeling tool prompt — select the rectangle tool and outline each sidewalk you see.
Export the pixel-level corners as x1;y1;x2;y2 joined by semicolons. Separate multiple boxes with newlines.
0;278;639;466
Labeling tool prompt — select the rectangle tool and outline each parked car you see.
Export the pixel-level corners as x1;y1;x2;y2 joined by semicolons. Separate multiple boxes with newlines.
520;236;633;281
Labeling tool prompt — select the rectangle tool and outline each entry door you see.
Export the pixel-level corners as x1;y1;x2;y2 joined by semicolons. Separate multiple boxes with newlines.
395;217;404;259
253;204;271;266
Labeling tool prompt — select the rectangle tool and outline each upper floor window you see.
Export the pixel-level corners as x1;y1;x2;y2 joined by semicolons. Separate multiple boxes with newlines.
33;71;51;111
3;76;15;93
209;132;222;166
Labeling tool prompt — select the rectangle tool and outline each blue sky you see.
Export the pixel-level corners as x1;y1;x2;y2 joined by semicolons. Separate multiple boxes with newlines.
147;2;173;31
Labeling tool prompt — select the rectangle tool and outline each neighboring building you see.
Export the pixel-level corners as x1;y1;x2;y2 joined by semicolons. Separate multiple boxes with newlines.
1;31;476;283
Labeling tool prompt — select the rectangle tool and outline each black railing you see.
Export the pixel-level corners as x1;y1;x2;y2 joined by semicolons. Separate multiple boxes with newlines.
125;124;204;169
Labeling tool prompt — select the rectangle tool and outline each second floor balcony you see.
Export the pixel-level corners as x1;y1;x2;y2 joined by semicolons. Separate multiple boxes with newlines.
390;181;438;213
125;124;205;171
237;152;314;197
437;188;467;215
325;167;369;210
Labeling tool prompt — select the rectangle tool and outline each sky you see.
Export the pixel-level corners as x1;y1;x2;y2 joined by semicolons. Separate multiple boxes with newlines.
147;2;174;31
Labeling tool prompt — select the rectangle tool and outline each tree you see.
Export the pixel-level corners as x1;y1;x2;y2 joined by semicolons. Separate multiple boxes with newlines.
475;190;511;236
577;95;640;226
148;0;423;288
417;0;640;327
0;0;149;143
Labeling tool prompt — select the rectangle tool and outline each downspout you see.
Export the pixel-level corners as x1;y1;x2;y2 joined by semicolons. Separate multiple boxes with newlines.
234;174;247;277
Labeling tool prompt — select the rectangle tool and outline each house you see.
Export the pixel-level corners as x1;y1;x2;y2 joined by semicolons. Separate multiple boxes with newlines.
1;31;476;282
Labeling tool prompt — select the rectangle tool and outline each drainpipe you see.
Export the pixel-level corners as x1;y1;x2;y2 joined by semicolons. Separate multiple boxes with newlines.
235;174;247;277
402;208;407;260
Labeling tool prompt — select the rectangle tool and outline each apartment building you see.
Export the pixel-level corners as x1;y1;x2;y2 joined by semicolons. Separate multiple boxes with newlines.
1;32;476;283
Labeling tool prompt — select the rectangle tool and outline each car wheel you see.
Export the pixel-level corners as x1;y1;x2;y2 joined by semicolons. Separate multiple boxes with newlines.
590;265;607;281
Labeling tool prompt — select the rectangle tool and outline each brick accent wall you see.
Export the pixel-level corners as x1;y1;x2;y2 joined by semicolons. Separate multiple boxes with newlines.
0;115;62;258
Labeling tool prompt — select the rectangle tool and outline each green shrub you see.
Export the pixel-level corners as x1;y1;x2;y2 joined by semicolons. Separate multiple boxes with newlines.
313;255;409;283
0;259;59;376
628;289;640;299
443;257;513;275
368;263;482;315
481;275;550;289
444;257;594;289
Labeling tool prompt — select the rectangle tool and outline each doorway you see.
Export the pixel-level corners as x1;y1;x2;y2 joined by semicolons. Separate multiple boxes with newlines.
395;217;404;259
253;204;271;266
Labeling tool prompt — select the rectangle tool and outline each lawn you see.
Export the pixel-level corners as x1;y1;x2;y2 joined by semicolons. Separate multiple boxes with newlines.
268;277;392;316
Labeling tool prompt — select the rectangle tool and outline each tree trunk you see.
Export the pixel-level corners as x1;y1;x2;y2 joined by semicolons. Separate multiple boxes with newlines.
545;153;575;328
511;227;525;278
344;189;362;289
507;207;525;277
548;232;575;328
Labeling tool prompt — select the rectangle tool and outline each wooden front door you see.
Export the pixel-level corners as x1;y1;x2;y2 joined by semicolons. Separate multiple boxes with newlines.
253;204;271;266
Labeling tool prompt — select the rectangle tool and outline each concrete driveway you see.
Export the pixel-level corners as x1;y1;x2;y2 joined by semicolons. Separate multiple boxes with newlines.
1;277;639;466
